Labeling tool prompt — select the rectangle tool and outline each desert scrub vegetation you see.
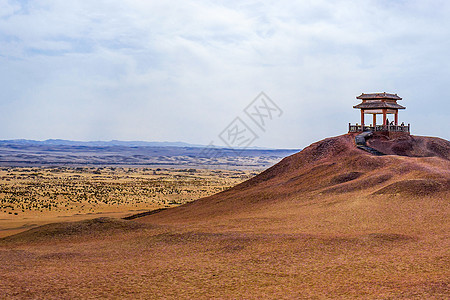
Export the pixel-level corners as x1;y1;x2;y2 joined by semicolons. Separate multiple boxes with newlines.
0;167;256;215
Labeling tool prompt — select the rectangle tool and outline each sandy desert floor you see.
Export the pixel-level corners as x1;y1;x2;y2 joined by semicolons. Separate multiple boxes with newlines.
0;167;257;237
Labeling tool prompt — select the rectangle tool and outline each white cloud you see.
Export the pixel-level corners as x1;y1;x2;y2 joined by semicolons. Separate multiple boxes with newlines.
0;0;449;147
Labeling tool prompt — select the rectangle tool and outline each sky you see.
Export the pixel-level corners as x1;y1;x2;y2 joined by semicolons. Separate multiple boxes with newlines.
1;0;449;149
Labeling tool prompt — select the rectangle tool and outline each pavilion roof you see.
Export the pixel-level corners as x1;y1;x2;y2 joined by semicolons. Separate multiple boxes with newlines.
356;92;402;100
353;102;406;110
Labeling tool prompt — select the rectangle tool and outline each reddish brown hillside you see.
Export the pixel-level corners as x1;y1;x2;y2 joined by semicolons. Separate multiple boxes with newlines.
367;134;450;159
139;134;450;234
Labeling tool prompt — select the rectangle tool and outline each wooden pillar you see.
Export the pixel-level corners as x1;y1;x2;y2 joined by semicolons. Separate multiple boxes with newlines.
373;114;377;127
395;111;398;125
360;109;365;129
382;109;387;126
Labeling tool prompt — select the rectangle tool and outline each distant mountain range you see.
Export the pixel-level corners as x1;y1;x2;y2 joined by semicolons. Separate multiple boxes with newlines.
0;139;205;148
0;139;297;150
0;139;300;167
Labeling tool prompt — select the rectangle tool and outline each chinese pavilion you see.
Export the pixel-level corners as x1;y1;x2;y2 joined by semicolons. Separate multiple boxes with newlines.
349;92;410;138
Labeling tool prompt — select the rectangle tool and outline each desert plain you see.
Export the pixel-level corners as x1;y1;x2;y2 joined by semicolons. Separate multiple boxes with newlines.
0;166;256;238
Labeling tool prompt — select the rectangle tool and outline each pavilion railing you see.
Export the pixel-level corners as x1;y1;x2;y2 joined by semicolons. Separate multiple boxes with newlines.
348;123;410;133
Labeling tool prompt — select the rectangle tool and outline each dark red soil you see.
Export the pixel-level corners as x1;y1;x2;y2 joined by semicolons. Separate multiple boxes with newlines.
367;134;450;159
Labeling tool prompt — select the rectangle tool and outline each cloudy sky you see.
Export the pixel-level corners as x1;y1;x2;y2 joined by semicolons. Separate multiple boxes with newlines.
1;0;449;148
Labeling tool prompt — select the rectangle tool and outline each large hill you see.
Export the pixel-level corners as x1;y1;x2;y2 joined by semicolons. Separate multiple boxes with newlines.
139;134;449;231
1;133;449;299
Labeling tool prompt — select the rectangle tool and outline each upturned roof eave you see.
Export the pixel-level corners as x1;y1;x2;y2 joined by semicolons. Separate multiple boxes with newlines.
356;93;402;100
353;103;406;110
